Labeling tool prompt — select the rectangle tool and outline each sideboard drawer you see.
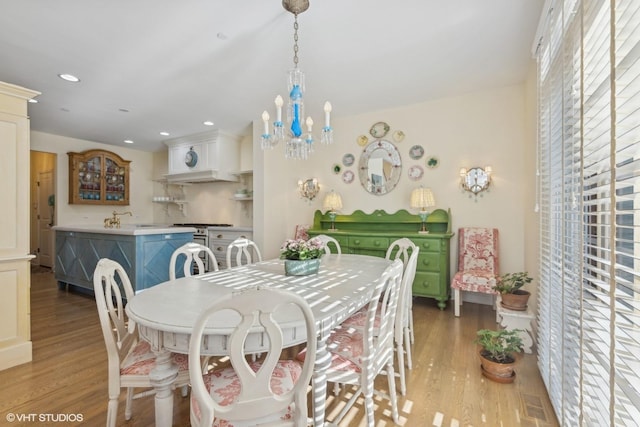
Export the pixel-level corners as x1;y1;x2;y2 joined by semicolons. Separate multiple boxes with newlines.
413;238;441;253
349;236;389;250
417;252;441;272
413;271;442;296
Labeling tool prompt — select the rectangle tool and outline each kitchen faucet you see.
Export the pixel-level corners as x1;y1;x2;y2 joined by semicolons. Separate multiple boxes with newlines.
104;211;132;228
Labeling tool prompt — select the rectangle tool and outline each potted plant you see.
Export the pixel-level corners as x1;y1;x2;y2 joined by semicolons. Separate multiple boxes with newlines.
493;271;533;311
280;237;324;276
475;328;524;383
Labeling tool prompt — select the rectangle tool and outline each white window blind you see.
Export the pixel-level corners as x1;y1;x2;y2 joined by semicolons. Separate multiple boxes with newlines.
536;0;640;425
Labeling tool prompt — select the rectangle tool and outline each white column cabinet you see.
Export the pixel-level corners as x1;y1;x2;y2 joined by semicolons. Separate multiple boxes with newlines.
0;81;39;370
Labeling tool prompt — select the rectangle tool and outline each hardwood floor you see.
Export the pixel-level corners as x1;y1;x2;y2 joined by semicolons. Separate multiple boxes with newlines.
0;269;559;426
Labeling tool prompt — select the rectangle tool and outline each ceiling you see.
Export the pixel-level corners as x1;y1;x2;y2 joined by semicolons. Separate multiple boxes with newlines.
0;0;544;152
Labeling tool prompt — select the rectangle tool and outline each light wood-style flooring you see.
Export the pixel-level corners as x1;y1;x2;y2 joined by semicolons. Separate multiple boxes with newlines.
0;268;559;426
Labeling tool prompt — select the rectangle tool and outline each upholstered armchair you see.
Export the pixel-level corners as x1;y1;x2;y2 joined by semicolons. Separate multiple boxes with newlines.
450;227;499;317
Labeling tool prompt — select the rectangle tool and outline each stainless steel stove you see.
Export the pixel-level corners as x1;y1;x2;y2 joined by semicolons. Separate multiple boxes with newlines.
172;223;233;272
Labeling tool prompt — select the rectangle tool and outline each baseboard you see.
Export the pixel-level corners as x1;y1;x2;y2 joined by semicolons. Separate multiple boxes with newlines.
0;340;32;371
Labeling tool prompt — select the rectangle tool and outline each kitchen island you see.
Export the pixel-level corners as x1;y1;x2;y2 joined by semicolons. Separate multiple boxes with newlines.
53;224;195;294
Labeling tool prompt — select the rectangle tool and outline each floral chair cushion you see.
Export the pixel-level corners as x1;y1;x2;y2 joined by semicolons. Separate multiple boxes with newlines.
341;306;382;330
450;227;499;293
120;340;189;376
192;359;302;427
297;326;366;374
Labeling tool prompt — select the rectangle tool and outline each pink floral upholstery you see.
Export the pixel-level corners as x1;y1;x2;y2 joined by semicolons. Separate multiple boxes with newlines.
121;340;189;376
450;227;499;293
341;306;382;329
297;326;366;374
192;359;301;426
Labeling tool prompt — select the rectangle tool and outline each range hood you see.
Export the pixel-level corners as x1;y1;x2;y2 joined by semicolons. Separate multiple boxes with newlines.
164;130;240;183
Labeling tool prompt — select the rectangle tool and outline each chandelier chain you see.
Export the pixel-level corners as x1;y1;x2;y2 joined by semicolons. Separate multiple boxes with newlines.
292;14;299;68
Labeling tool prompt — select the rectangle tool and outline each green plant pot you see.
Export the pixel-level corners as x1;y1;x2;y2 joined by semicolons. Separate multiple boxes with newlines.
284;258;321;276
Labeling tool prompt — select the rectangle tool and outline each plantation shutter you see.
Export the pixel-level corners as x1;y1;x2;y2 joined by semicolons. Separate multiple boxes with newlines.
535;0;640;425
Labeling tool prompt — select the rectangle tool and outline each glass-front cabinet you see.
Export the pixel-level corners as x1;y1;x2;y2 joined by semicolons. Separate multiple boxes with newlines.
68;149;131;205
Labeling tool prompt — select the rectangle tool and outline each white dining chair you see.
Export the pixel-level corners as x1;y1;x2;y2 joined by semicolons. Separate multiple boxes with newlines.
297;259;404;426
225;237;262;268
169;242;218;280
314;234;342;255
93;258;190;427
339;238;419;396
188;287;316;427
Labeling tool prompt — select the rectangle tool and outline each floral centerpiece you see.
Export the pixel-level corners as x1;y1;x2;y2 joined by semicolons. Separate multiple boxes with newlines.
280;237;324;276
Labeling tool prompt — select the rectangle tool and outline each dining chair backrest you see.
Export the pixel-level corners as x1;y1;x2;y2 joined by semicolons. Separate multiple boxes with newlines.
385;237;416;268
169;242;218;280
314;234;342;255
189;287;316;427
225;237;262;268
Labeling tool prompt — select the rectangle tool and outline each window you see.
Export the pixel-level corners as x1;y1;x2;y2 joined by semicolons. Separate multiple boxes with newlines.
536;1;640;425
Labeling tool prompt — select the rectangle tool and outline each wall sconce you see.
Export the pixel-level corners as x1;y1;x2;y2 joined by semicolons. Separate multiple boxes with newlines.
459;166;492;200
410;186;436;234
298;178;319;201
323;190;343;231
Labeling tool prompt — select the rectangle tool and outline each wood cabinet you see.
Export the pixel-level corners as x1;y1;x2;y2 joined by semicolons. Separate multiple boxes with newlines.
68;149;130;205
308;209;453;309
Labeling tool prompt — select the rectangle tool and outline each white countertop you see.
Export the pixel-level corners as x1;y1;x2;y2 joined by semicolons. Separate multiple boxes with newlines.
52;224;196;236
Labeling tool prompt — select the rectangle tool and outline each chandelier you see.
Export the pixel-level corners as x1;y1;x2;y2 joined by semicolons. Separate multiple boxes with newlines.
260;0;333;159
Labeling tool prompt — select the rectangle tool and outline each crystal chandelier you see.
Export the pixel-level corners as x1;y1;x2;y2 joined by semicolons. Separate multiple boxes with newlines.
260;0;333;159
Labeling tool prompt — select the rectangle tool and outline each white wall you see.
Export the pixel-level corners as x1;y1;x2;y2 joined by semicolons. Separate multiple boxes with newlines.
255;82;537;308
30;132;156;226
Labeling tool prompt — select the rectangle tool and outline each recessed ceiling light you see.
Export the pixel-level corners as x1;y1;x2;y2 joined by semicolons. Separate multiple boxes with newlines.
217;32;228;40
28;98;38;104
124;139;134;144
118;108;130;113
60;107;70;112
203;121;214;126
58;73;80;82
160;131;170;136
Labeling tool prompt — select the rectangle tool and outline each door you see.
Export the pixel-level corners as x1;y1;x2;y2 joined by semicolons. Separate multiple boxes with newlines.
37;170;54;267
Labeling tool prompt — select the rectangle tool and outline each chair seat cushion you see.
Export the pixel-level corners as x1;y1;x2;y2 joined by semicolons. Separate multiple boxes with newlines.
297;327;365;374
341;306;381;329
120;339;188;376
450;269;498;293
193;359;302;426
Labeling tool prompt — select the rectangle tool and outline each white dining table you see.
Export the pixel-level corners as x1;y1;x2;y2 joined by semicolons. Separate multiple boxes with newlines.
125;253;393;427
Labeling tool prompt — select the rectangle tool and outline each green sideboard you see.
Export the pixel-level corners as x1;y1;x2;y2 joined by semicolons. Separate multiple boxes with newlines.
307;209;454;309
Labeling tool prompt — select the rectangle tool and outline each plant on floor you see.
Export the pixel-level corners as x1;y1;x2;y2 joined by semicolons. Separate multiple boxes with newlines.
475;328;524;383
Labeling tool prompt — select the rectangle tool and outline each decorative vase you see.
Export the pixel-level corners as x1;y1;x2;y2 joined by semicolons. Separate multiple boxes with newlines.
500;290;531;311
284;258;321;276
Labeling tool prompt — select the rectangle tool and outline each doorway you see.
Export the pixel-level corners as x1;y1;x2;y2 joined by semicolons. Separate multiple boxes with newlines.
30;151;57;267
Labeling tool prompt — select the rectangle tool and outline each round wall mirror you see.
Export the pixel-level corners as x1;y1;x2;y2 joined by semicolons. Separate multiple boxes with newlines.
358;139;402;195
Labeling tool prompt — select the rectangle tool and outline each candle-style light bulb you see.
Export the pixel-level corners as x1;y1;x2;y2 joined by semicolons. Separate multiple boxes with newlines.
306;116;313;132
275;95;283;122
262;111;270;135
323;101;332;127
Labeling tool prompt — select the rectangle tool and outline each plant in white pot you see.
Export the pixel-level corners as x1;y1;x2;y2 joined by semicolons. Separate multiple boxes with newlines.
493;271;533;311
475;328;524;383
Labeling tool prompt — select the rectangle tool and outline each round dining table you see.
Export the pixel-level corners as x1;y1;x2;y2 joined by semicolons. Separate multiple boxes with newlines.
125;253;393;427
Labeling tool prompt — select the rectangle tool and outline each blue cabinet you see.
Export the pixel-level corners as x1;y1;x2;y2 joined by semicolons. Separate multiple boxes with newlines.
55;230;193;293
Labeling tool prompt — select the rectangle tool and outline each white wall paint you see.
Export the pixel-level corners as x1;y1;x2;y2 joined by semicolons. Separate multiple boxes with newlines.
30;132;156;226
256;83;535;287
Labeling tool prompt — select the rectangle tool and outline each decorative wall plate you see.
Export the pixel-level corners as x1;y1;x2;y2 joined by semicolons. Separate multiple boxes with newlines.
342;153;355;167
409;145;424;160
408;165;424;181
184;149;198;167
369;121;390;138
357;135;369;146
332;163;342;174
342;170;355;184
393;130;405;143
426;156;440;169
